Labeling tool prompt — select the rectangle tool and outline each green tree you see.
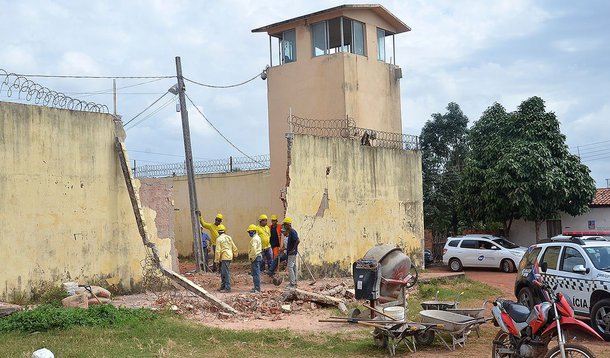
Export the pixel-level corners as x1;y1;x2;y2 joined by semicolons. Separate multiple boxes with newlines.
460;96;596;242
421;102;469;236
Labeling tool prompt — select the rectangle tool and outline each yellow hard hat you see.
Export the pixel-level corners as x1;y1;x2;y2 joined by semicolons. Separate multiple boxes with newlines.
259;214;268;220
271;214;278;220
217;224;226;232
216;214;223;220
283;217;293;224
247;224;257;232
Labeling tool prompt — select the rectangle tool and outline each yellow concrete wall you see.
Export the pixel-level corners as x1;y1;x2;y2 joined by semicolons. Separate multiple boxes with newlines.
285;134;424;275
0;102;172;299
172;170;271;256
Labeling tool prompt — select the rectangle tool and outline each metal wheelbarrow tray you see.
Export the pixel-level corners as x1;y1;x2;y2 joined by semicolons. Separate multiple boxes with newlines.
419;310;490;350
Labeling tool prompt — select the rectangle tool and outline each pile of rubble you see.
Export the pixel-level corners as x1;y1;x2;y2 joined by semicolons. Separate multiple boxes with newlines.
159;281;356;321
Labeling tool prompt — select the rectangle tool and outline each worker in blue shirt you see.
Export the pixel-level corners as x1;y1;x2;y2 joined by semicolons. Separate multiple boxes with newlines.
201;227;211;272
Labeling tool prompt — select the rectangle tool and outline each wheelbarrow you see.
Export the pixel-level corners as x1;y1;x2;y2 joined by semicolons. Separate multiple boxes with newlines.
417;309;491;350
420;291;463;310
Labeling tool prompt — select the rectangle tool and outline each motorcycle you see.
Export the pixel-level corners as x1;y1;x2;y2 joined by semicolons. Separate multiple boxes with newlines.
491;262;603;358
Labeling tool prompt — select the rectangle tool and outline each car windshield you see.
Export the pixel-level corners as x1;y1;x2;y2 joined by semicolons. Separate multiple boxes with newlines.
492;238;519;249
583;246;610;271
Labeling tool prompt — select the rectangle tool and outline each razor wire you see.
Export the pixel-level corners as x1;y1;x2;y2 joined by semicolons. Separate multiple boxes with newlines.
0;69;109;113
134;154;270;178
288;114;420;150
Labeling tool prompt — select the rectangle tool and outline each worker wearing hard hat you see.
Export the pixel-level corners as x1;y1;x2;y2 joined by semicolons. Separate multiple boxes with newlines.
283;217;300;288
214;225;238;293
247;224;262;293
269;214;283;258
256;214;273;273
197;211;224;272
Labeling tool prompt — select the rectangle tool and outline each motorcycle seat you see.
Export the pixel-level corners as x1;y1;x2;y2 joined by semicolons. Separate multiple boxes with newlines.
501;300;530;323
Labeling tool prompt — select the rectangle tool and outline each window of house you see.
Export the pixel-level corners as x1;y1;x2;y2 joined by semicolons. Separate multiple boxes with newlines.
281;29;297;63
311;17;366;57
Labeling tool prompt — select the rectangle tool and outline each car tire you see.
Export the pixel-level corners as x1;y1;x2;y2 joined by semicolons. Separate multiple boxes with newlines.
518;287;537;309
501;259;515;273
591;298;610;341
448;258;463;272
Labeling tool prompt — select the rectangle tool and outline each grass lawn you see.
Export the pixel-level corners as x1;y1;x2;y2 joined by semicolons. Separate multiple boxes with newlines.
0;276;502;357
0;315;379;358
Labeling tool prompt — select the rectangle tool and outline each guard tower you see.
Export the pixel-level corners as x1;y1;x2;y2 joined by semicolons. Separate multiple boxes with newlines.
252;4;411;214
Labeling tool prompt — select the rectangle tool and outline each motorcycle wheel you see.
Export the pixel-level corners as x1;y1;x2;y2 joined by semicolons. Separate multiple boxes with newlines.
543;343;596;358
491;330;514;358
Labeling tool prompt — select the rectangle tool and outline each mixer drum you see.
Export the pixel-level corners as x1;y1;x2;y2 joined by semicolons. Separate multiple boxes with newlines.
362;244;412;298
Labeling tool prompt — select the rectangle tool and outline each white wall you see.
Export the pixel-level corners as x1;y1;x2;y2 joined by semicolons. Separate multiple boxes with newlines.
509;207;610;246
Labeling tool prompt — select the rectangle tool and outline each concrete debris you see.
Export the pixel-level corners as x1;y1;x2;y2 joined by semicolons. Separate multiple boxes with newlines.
281;304;292;313
337;302;348;314
0;302;22;318
170;305;179;311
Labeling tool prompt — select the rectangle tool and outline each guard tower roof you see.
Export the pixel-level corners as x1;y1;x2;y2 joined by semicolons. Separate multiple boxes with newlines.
251;4;411;35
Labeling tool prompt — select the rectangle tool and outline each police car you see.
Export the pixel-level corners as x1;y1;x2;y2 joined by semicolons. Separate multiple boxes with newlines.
514;235;610;340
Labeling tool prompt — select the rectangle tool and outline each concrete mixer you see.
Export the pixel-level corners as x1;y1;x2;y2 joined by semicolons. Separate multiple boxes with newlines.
353;244;418;315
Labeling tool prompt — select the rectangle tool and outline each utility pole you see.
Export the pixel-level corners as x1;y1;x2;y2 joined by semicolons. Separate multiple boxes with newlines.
175;56;204;272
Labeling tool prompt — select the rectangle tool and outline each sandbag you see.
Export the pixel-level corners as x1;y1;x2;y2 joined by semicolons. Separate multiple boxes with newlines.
91;286;111;298
88;297;112;305
61;292;89;308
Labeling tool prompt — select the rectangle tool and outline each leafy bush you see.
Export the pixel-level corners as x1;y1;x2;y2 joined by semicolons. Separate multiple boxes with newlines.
0;304;157;333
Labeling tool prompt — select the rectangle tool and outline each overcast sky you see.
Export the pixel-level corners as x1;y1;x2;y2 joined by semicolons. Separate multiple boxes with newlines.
1;0;608;187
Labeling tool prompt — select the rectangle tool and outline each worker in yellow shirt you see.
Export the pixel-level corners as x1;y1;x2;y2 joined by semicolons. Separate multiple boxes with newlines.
197;211;223;272
214;225;238;293
256;214;272;273
247;224;262;293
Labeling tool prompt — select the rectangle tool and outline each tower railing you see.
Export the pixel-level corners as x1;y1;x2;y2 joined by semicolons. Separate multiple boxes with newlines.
287;114;419;150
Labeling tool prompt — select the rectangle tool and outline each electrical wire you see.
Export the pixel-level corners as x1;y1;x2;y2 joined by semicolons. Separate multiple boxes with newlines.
570;139;610;149
123;92;171;126
183;70;263;89
185;93;267;167
125;96;175;130
128;149;211;160
14;74;174;79
68;78;168;96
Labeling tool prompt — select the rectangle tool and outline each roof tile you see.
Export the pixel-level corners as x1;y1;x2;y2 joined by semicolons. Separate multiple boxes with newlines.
592;188;610;207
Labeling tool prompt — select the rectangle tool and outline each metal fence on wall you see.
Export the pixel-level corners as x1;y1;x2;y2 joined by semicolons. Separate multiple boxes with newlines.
133;154;270;178
288;115;420;150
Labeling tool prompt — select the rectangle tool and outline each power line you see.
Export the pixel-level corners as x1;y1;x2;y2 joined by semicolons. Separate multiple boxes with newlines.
123;92;171;126
13;73;174;79
571;139;610;149
125;96;175;130
183;70;263;89
128;149;211;160
185;93;267;167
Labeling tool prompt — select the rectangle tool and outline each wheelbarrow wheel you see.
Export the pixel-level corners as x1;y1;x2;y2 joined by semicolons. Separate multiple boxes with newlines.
414;330;435;346
373;328;388;348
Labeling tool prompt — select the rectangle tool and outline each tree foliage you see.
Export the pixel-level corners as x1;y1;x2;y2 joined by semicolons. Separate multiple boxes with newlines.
460;96;596;241
421;102;469;236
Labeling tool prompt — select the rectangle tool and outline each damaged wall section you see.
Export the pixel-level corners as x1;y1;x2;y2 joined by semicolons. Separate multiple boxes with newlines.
172;170;271;256
0;102;173;300
285;134;424;276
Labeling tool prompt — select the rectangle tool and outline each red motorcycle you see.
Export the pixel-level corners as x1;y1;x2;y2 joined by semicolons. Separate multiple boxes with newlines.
491;262;603;358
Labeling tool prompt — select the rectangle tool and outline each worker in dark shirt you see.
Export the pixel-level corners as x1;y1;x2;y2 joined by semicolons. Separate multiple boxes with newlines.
269;214;282;258
283;217;300;288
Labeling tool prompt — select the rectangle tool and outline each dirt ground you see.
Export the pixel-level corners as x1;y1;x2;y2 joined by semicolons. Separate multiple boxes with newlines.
112;261;609;356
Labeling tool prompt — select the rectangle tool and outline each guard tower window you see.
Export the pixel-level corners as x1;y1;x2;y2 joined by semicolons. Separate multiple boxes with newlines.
377;28;396;64
281;29;296;63
311;17;366;57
